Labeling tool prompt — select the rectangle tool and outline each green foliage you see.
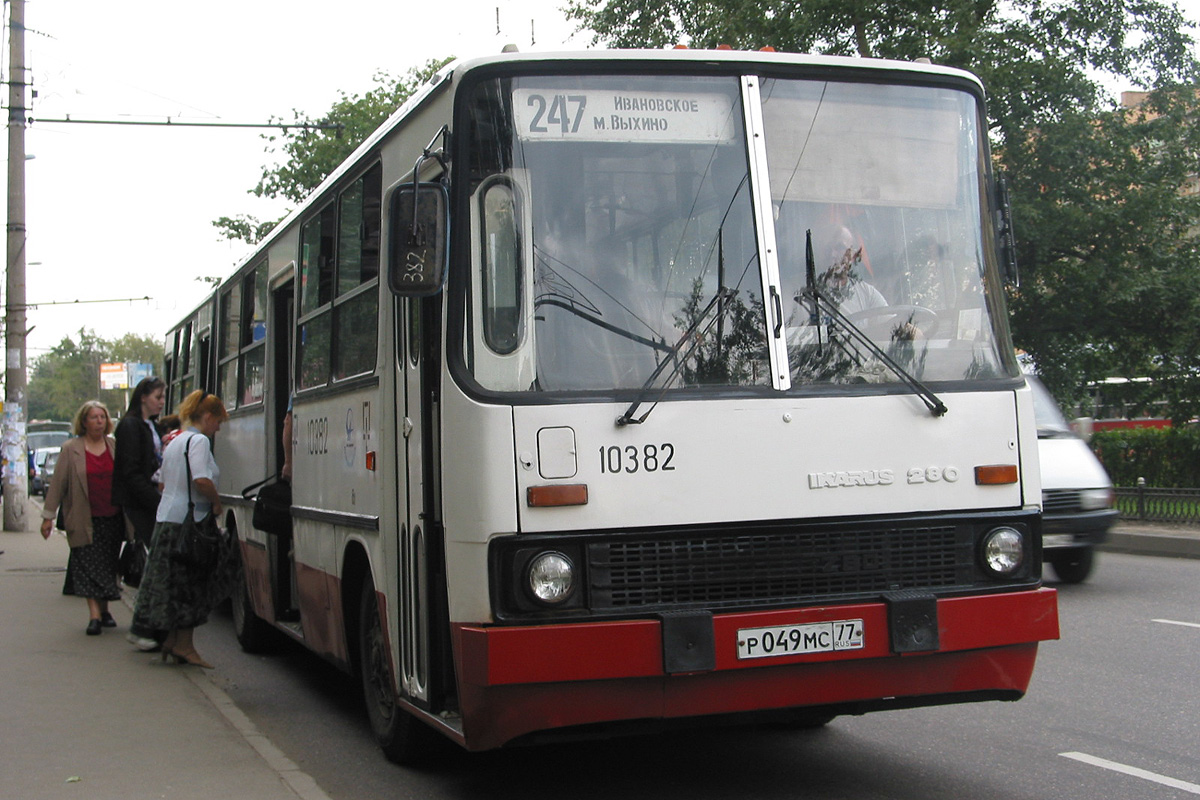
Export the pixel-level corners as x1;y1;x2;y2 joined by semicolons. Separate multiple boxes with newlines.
212;214;280;246
214;58;453;244
1092;426;1200;487
255;60;452;206
28;329;162;421
567;0;1200;419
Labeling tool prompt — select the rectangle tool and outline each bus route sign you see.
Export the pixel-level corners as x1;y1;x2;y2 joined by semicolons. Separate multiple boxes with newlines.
513;88;736;144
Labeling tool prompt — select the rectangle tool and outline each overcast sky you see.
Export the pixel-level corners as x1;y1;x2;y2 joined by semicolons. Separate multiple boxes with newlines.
14;0;586;358
9;0;1200;361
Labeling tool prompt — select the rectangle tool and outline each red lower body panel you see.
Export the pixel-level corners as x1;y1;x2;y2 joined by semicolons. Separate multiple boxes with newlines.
453;587;1058;750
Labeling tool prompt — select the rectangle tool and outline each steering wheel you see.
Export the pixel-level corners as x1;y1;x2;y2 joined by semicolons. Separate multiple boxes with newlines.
845;305;939;339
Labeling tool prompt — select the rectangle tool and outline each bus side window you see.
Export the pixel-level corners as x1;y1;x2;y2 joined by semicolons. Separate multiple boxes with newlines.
480;178;523;354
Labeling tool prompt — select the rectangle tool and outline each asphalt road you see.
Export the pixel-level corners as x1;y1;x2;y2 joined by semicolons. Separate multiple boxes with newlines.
197;550;1200;800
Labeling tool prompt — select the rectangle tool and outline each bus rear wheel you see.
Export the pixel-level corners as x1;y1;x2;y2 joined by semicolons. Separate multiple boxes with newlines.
358;579;436;764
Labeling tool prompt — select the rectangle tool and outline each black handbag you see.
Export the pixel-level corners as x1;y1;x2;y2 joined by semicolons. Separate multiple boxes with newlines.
244;476;292;536
169;435;225;571
119;540;146;587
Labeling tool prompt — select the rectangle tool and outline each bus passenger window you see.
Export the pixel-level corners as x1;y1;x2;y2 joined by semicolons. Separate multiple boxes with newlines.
480;180;522;355
298;315;331;390
300;204;336;316
334;289;378;379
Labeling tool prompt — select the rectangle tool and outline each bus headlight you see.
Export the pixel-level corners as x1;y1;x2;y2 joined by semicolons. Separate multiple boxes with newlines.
526;552;576;605
981;527;1024;576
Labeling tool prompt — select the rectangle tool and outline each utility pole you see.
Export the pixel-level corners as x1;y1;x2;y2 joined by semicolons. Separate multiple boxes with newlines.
4;0;28;530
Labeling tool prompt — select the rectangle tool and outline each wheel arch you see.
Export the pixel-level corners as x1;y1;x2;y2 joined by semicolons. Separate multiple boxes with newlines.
341;538;373;679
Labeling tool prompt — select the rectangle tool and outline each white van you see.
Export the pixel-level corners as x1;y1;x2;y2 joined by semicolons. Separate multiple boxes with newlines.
1029;376;1119;582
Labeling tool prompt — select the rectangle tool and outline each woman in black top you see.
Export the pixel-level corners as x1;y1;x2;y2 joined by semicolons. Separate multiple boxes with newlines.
113;376;166;649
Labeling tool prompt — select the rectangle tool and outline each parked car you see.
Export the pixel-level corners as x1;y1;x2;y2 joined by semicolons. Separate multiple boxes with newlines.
26;423;70;491
1029;376;1119;583
32;447;60;497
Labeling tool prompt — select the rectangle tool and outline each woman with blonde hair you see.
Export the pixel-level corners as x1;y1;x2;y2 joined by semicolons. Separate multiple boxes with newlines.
41;400;125;635
132;390;233;668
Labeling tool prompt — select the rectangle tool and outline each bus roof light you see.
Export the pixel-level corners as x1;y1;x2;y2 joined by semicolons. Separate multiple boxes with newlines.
975;464;1018;485
527;484;589;507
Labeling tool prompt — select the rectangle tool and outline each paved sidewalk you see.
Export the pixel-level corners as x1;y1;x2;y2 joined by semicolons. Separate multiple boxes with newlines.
0;500;327;800
1101;520;1200;559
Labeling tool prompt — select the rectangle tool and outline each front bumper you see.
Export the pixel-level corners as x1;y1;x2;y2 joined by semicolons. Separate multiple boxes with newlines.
453;586;1059;749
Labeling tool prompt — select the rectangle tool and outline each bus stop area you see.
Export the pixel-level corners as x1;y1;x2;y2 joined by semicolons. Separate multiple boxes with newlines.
0;496;1196;799
0;497;330;800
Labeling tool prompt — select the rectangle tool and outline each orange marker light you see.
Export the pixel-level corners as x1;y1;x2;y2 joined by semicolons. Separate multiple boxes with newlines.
365;451;376;471
975;464;1018;485
527;484;589;507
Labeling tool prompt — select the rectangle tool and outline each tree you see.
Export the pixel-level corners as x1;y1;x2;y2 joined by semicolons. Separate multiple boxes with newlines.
214;58;453;245
565;0;1200;418
28;330;162;421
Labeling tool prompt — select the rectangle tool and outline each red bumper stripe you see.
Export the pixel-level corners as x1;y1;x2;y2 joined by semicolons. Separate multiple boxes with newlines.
456;587;1059;687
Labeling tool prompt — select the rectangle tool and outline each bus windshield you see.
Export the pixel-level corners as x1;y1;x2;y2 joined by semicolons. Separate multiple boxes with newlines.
461;72;1015;394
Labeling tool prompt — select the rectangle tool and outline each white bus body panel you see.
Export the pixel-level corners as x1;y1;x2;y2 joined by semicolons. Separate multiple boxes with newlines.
440;384;1039;624
512;391;1029;532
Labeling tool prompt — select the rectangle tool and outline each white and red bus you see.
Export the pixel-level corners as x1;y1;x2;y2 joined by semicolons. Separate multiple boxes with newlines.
164;48;1058;761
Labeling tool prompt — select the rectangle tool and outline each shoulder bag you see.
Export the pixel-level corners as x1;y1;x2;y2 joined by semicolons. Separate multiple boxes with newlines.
119;540;147;587
242;475;292;536
169;434;225;571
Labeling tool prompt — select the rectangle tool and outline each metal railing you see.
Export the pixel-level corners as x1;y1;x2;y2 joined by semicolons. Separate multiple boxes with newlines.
1115;482;1200;524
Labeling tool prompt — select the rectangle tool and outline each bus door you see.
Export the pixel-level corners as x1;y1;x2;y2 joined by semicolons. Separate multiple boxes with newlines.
398;295;433;703
271;280;298;622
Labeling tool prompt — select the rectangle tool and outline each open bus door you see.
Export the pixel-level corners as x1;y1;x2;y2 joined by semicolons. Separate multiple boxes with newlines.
272;280;298;621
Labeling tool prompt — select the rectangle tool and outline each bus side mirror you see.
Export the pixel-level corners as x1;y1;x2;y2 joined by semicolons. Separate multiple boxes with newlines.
995;175;1019;287
388;182;449;297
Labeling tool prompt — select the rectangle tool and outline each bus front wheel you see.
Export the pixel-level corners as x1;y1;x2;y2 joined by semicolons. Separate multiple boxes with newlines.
230;537;278;653
358;579;436;764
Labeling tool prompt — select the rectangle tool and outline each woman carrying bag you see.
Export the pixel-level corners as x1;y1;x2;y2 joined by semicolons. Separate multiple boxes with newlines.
114;376;166;651
132;390;235;668
40;401;126;635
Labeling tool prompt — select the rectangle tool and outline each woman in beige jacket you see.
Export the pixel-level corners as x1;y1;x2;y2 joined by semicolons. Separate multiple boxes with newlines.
41;401;125;635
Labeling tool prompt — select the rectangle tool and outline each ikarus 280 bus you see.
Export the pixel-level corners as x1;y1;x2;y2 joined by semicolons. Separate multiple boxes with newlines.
163;48;1059;761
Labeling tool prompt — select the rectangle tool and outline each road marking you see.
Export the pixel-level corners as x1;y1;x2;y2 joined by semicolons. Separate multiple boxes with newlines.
1153;618;1200;629
1060;752;1200;795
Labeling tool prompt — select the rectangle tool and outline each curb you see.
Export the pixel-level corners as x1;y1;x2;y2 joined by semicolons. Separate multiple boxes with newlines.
1100;530;1200;560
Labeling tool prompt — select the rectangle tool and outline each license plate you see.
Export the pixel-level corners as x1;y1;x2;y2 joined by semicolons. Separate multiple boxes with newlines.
737;619;864;660
1042;534;1073;548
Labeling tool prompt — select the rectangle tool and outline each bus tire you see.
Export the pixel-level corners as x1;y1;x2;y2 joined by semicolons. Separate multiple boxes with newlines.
358;579;435;764
231;545;278;654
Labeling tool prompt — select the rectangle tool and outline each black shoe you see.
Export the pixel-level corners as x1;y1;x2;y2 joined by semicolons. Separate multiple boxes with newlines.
86;619;102;636
100;612;117;628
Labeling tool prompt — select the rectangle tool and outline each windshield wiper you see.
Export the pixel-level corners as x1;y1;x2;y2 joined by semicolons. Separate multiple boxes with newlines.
534;296;674;354
801;229;948;417
616;286;738;426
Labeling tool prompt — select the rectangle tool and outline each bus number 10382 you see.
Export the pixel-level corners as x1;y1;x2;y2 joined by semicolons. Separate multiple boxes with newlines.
599;444;676;474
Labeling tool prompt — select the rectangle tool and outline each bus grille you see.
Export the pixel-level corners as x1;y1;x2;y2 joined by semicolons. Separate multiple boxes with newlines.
587;525;969;610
